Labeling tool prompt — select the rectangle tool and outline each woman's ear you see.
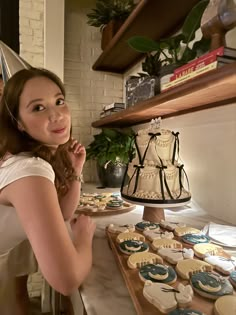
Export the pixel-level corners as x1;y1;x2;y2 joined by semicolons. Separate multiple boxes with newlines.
17;121;25;131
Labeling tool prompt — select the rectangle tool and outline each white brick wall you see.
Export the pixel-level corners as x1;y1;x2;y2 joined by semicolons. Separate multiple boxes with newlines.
19;0;44;67
64;0;123;183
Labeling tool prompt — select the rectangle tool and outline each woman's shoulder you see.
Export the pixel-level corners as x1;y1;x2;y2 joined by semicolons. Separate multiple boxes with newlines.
0;153;55;186
2;153;52;168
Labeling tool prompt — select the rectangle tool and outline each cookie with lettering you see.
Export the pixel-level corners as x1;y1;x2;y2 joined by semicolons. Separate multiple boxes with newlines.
119;240;149;255
214;295;236;315
174;226;201;237
158;248;194;264
143;281;193;313
160;220;186;231
193;243;224;258
143;229;174;242
168;309;206;315
127;252;163;269
176;259;213;280
135;221;160;231
229;270;236;288
204;254;236;275
151;239;182;251
107;223;135;234
116;232;145;244
190;271;234;300
139;264;177;284
182;233;210;245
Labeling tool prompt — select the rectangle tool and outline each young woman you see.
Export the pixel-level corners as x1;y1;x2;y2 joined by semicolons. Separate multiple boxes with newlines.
0;68;96;314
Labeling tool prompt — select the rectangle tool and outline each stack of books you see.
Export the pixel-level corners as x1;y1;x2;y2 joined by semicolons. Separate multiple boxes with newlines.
161;46;236;92
100;102;125;118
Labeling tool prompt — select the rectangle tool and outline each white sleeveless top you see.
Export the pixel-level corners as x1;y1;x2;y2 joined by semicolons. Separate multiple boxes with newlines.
0;154;55;255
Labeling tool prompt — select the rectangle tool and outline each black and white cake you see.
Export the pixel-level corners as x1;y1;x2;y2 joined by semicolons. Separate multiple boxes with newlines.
121;119;191;207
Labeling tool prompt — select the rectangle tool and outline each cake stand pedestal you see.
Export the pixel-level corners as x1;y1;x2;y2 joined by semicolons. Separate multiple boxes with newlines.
142;206;165;222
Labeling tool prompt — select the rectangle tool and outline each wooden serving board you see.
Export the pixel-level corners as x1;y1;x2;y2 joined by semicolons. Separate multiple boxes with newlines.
76;204;136;216
106;229;235;315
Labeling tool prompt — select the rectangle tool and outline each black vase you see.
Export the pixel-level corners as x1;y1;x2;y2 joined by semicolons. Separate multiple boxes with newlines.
97;162;127;188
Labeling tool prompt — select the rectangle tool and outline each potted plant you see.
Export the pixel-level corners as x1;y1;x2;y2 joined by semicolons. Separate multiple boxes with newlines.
87;0;136;50
126;0;211;99
86;128;136;188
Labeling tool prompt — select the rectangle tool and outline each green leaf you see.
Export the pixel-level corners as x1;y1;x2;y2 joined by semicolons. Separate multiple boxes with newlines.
127;36;160;52
182;0;209;44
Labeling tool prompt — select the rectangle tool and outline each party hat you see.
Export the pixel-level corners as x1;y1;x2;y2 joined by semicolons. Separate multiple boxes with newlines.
0;40;31;84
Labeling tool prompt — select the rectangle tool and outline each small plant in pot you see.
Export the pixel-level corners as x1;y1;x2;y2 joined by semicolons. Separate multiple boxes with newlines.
86;128;136;188
86;0;136;50
127;0;211;84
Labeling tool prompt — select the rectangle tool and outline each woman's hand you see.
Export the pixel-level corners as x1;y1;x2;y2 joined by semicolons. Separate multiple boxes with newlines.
71;214;96;246
68;138;86;173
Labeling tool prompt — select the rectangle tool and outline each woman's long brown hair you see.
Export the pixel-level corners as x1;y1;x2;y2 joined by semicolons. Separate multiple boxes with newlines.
0;68;76;196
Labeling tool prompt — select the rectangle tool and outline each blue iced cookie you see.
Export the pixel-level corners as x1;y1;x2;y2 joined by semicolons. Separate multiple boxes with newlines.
190;271;234;300
135;221;159;231
119;240;149;255
182;233;210;245
229;270;236;288
168;309;205;315
139;263;177;284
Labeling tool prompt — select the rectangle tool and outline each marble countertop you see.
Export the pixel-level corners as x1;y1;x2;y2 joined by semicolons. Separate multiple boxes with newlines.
76;183;236;315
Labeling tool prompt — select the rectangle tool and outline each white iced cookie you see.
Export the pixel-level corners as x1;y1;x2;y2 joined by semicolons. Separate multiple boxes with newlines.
204;254;236;275
143;281;193;313
214;295;236;315
151;239;182;251
174;226;201;237
127;252;163;269
116;232;145;244
176;259;213;280
143;229;174;241
193;243;224;258
158;248;194;264
160;220;186;231
107;223;135;234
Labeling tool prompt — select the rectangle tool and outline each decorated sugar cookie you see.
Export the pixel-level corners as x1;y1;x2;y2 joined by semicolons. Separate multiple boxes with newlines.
158;248;194;264
106;198;123;209
190;271;234;300
107;223;135;234
127;252;163;269
160;220;186;231
143;229;174;241
214;295;236;315
168;309;206;315
119;240;149;255
151;239;182;251
182;233;210;245
116;232;145;244
174;226;201;237
204;254;236;275
135;221;160;231
193;243;224;258
229;270;236;288
139;263;177;284
143;281;193;313
176;259;213;280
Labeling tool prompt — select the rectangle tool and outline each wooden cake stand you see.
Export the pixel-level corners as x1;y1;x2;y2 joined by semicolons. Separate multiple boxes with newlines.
129;200;191;223
142;206;165;222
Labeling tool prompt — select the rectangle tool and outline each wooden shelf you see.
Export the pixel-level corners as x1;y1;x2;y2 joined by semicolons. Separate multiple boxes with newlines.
92;0;200;73
92;63;236;128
